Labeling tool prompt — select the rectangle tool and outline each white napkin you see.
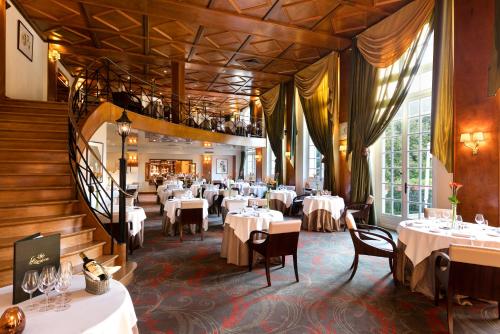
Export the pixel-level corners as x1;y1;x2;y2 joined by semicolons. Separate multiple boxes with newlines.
451;231;474;238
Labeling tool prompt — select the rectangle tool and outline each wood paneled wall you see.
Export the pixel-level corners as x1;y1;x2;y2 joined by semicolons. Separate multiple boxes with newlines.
0;0;5;98
338;49;352;200
454;0;500;226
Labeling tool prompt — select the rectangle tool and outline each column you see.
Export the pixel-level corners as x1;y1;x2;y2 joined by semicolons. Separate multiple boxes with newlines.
171;61;185;124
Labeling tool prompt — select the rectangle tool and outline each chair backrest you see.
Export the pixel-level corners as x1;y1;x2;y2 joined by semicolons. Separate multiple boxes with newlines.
448;244;500;301
173;189;190;198
226;200;246;212
181;200;204;209
424;207;452;218
179;208;203;224
266;220;301;256
366;195;375;205
345;213;357;230
284;185;296;191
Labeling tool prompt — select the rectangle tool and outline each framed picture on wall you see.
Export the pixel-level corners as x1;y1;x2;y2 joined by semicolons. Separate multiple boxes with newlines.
88;141;104;183
216;159;228;174
17;20;33;61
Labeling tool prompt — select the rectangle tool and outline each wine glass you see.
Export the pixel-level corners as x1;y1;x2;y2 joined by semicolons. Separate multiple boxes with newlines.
442;210;450;221
22;270;39;311
54;274;71;311
475;213;485;229
58;262;73;303
456;215;463;230
38;265;56;312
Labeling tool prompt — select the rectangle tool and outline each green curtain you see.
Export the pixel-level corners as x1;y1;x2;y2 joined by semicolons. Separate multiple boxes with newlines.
348;18;434;224
300;75;335;191
238;150;246;180
431;0;454;173
489;0;500;95
289;82;297;168
265;83;286;184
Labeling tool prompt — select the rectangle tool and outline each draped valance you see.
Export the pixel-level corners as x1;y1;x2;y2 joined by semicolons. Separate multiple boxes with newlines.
260;84;280;117
357;0;435;68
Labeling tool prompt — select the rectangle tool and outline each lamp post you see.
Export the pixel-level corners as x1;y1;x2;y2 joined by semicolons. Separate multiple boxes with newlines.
116;109;132;248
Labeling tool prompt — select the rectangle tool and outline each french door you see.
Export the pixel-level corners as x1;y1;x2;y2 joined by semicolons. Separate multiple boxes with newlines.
380;91;433;225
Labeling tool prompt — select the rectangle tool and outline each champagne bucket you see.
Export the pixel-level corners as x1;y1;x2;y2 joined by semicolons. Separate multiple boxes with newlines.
84;271;110;295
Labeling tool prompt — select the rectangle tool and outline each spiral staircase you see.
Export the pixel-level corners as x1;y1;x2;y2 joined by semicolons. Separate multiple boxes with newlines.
0;98;136;287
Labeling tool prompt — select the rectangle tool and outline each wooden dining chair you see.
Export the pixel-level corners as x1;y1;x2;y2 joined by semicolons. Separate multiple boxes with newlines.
290;194;308;216
342;195;374;231
434;244;500;333
175;201;204;242
248;220;301;287
424;207;452;218
345;213;397;281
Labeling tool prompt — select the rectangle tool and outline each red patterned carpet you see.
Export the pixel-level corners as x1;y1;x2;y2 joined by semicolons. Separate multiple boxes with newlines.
128;200;499;333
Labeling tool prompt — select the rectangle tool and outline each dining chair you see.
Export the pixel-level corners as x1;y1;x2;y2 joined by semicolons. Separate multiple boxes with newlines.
434;244;500;333
424;207;452;219
290;194;308;216
248;220;301;287
175;201;204;242
345;213;397;281
342;195;374;231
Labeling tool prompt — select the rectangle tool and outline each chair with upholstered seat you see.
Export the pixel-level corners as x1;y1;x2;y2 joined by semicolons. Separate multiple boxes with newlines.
248;220;301;287
290;194;308;216
434;245;500;333
345;213;397;281
424;207;452;219
175;201;205;242
342;195;374;231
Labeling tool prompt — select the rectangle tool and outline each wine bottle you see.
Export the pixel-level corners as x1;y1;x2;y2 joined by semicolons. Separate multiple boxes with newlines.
79;252;107;281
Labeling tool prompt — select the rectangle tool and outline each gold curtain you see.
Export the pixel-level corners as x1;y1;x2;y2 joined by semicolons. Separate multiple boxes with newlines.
295;53;340;192
357;0;434;68
431;0;454;173
260;84;280;117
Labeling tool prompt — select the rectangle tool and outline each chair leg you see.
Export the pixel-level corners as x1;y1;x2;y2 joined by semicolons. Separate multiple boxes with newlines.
248;248;253;272
349;257;356;270
434;273;441;306
160;204;164;215
293;252;299;282
201;226;204;241
348;255;359;281
179;223;183;242
389;257;394;272
281;255;285;268
447;292;454;334
265;257;271;287
391;256;398;282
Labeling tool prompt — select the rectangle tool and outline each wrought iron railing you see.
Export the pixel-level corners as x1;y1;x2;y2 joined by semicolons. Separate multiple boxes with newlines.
70;57;264;138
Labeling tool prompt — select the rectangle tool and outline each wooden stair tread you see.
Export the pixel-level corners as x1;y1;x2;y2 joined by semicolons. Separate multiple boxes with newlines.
0;213;86;226
0;111;67;118
0;161;69;165
0;186;72;190
0;148;67;152
0;226;97;248
112;261;137;285
0;128;67;133
61;240;106;257
0;138;67;142
0;199;78;208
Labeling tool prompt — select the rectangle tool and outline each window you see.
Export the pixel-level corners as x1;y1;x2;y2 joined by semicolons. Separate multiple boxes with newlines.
380;32;433;221
308;137;323;179
245;148;256;180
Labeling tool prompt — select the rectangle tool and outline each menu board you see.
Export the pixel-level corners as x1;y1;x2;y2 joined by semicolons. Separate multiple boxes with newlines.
13;234;60;304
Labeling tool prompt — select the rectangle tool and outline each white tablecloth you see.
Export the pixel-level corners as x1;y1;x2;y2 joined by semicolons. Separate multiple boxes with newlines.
397;221;500;266
242;185;267;198
221;197;248;211
157;185;183;203
269;190;297;208
112;206;146;236
231;182;250;193
303;196;345;220
225;209;284;243
0;275;137;334
190;184;201;196
164;198;209;227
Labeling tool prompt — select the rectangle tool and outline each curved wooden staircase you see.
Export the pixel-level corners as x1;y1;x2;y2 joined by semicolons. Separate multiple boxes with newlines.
0;99;136;287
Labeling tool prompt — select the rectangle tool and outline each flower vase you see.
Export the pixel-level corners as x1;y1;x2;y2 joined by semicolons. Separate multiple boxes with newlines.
451;203;457;229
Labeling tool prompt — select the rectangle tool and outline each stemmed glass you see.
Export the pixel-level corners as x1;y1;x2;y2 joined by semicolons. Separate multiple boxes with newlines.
22;270;39;311
475;213;485;229
56;262;73;305
38;265;56;312
456;215;463;230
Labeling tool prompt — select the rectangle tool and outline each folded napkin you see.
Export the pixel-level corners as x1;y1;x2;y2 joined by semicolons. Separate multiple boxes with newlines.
486;230;500;237
429;227;441;233
451;231;474;238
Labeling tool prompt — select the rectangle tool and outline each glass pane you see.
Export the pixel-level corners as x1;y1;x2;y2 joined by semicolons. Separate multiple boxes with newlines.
408;169;420;185
409;134;419;151
422;115;431;132
393;185;402;200
382;184;391;199
384;199;392;215
408;117;420;133
393;119;402;136
409;187;420;202
384;153;392;168
393;169;402;184
393;152;402;168
393;201;402;216
421;96;431;114
384;169;392;183
408;151;419;168
408;100;420;117
420;151;432;168
421;133;431;151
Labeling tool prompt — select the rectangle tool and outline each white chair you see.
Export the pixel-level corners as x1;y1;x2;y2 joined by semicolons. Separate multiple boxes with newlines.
424;207;452;218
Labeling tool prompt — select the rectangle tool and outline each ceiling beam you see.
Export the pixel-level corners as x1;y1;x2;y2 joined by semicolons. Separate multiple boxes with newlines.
50;41;291;81
78;0;351;50
78;2;101;48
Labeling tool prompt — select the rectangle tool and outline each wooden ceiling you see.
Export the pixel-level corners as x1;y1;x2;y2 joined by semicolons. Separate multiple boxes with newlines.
13;0;410;111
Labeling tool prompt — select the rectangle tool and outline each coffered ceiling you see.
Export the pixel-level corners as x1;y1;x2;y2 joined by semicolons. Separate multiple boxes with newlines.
12;0;410;111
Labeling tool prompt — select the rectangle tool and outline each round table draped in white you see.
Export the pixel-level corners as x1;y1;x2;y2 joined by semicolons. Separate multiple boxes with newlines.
269;190;297;208
302;195;345;231
0;275;137;334
164;198;209;227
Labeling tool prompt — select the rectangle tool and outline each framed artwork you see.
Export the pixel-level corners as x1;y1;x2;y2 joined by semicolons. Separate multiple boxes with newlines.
88;141;104;183
17;20;33;61
216;159;228;174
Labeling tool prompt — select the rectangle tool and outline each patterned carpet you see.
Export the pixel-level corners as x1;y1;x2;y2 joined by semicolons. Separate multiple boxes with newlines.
128;199;499;333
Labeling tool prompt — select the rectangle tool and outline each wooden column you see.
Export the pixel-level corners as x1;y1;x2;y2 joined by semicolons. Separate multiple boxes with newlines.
339;49;352;200
202;156;212;182
255;147;263;182
0;0;6;98
284;81;295;185
171;61;185;124
47;58;57;101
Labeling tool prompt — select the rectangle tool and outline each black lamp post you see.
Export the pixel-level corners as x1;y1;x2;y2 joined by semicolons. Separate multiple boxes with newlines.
116;109;132;246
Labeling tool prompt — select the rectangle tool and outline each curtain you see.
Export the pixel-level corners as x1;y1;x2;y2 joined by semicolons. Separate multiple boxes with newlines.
488;0;500;95
264;83;286;184
289;90;297;168
238;150;246;180
348;18;434;224
295;53;339;192
260;84;280;117
431;0;454;173
357;0;435;67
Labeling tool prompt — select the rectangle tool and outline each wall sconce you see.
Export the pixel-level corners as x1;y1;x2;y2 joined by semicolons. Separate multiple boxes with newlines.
203;156;212;163
203;142;212;148
460;132;484;155
255;154;262;162
285;151;291;159
48;49;60;62
127;152;138;167
127;135;138;145
339;145;347;153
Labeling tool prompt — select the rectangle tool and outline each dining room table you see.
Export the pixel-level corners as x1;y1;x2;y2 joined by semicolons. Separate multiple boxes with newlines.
0;275;138;334
162;198;209;236
269;189;297;214
220;208;283;266
157;184;183;203
302;195;345;232
112;206;147;251
242;185;267;198
396;219;500;298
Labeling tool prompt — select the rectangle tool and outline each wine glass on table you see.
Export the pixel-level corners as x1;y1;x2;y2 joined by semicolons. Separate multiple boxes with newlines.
54;273;71;311
475;213;485;230
22;270;39;311
38;265;56;312
456;215;463;230
57;262;73;304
